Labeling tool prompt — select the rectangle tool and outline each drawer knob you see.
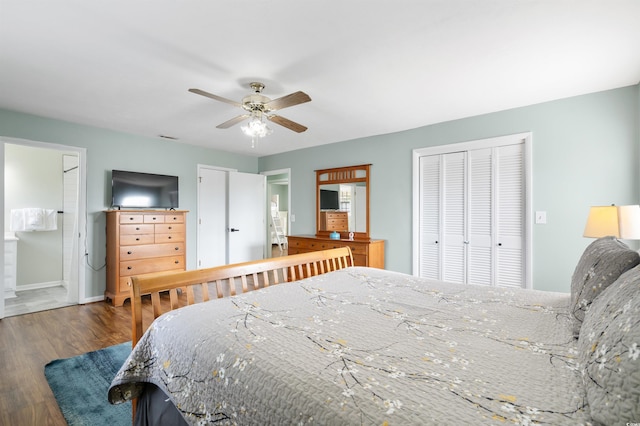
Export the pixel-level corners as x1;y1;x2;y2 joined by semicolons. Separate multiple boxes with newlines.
129;217;134;221
136;238;140;241
152;217;157;221
127;266;132;270
175;247;179;250
174;260;180;264
168;236;172;239
127;251;132;255
136;227;140;230
168;226;173;230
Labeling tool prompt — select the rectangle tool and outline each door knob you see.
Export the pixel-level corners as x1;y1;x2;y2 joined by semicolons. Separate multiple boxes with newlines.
230;228;240;232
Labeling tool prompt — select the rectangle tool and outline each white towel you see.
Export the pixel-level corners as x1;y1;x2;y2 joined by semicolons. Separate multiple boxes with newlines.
10;208;58;231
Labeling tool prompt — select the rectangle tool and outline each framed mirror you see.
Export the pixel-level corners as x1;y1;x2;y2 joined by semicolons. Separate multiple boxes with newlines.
316;164;370;240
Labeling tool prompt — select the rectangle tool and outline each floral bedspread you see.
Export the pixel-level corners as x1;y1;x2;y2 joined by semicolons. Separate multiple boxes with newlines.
109;267;591;425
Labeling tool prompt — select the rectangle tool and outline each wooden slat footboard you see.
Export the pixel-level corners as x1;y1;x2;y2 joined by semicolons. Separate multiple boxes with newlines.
129;247;354;345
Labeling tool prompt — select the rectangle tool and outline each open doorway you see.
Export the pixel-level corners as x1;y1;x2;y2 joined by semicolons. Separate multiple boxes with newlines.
2;137;87;317
262;169;291;258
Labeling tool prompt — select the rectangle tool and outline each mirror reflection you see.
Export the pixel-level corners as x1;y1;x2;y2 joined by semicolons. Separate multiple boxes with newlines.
319;183;367;232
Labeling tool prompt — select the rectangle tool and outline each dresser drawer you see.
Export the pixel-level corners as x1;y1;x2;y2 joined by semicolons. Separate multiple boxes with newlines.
164;214;185;223
325;218;348;231
120;255;185;276
144;214;165;223
155;223;185;234
120;224;155;235
155;233;185;243
120;234;155;245
289;238;323;250
120;214;144;224
120;242;185;261
342;243;368;255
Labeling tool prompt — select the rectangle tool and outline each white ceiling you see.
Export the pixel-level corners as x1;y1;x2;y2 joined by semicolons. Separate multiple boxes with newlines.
1;1;639;157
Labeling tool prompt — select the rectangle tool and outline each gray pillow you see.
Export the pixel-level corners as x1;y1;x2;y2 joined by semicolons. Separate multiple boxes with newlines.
577;265;640;425
570;236;640;337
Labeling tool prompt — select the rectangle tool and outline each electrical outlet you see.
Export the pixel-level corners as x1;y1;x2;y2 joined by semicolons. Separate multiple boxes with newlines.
290;214;296;222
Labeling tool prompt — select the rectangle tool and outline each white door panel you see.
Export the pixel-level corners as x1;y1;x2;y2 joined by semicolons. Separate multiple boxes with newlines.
228;172;266;264
198;168;227;268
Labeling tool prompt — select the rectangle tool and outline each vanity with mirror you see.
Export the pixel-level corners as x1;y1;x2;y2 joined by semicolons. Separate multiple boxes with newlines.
287;164;385;268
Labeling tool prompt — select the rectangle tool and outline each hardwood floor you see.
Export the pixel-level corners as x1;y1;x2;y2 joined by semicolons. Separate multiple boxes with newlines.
0;300;133;425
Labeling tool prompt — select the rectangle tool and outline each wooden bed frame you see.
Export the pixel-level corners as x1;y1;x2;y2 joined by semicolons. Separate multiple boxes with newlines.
129;247;354;345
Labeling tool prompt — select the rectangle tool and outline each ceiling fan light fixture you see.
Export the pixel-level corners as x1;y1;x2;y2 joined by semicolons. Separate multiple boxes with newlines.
241;112;273;148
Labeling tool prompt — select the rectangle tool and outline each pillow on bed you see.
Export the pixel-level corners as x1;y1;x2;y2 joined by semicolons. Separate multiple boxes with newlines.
577;264;640;425
570;236;640;337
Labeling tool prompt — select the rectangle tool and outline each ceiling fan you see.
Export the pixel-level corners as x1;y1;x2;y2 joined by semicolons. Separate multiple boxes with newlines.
189;82;311;134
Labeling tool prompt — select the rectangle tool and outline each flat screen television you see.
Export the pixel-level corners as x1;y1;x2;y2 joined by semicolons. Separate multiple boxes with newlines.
111;170;179;209
320;189;339;210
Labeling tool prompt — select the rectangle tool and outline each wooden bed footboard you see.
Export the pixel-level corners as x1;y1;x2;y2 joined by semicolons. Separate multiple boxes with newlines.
129;247;354;345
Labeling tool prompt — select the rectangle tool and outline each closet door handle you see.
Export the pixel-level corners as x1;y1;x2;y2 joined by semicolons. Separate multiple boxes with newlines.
230;228;240;232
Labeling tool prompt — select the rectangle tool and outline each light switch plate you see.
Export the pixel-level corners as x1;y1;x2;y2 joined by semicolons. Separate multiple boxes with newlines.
535;211;547;224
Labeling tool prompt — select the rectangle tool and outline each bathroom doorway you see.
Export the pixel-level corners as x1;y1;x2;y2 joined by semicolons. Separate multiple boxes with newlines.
3;138;87;317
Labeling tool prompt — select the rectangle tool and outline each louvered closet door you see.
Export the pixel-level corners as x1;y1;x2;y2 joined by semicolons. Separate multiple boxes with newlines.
441;152;466;284
467;148;493;286
495;143;524;287
417;140;525;288
418;154;441;280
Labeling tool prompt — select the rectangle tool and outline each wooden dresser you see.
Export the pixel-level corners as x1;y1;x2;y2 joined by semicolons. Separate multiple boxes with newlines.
319;211;348;231
105;210;188;306
287;235;384;268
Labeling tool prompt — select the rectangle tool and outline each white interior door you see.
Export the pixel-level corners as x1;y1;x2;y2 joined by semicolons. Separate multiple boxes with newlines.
198;168;266;268
228;172;266;264
197;168;228;268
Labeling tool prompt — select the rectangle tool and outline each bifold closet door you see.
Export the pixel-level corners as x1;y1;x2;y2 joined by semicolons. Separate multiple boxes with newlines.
417;143;524;288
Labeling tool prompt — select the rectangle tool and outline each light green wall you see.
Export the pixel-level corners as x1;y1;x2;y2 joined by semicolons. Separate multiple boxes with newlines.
1;85;638;298
260;85;640;292
1;108;259;299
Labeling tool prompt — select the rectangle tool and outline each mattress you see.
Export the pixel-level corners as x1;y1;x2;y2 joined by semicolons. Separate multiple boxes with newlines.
109;266;590;425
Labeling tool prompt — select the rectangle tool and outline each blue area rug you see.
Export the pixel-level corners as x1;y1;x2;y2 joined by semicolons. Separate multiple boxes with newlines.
45;342;132;426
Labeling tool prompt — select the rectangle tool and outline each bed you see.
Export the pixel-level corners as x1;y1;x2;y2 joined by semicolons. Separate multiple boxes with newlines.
109;238;640;425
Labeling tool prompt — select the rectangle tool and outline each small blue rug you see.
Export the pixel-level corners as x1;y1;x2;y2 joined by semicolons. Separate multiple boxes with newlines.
45;342;132;426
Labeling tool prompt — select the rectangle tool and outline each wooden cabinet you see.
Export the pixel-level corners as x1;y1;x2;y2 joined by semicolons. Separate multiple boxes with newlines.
319;211;349;231
105;210;188;306
287;235;384;268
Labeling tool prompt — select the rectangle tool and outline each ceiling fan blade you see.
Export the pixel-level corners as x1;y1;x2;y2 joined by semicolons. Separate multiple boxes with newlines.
189;88;242;107
216;114;250;129
265;91;311;111
267;115;308;133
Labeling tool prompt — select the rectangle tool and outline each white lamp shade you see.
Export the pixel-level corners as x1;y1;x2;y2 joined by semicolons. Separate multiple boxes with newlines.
618;205;640;239
583;205;640;239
